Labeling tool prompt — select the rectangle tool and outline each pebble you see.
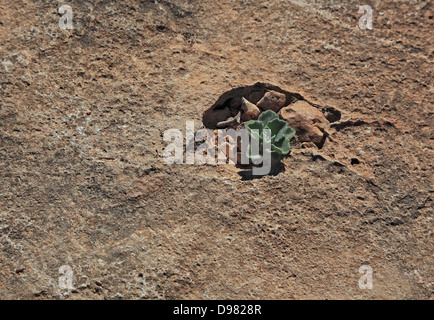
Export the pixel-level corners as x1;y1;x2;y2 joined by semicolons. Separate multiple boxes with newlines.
240;97;261;121
256;90;286;112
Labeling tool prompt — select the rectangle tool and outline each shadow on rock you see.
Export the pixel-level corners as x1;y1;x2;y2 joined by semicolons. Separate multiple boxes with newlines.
237;162;286;180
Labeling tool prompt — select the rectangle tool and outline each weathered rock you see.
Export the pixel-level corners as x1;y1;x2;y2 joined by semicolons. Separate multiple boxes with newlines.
217;110;241;128
240;97;261;121
257;90;286;112
279;101;329;147
1;0;431;301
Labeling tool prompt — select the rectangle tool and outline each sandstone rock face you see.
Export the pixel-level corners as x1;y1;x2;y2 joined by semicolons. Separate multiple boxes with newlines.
256;90;286;112
279;101;329;148
0;0;432;301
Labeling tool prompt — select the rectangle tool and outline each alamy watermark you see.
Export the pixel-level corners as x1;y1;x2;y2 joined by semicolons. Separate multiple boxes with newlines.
358;5;373;30
57;4;373;31
59;5;73;30
58;265;74;290
358;265;373;289
163;121;273;175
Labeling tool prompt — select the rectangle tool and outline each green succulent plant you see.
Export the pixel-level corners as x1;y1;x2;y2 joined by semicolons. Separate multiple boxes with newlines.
245;110;295;164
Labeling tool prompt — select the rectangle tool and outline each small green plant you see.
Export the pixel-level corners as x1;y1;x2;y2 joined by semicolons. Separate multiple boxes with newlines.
245;110;295;164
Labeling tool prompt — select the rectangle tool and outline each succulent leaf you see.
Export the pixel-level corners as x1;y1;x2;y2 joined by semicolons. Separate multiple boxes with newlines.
285;126;296;140
245;120;264;141
266;118;288;142
271;136;291;154
245;110;295;162
258;110;278;126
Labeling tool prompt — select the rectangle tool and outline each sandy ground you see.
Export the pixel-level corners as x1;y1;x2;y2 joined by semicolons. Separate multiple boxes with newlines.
0;0;432;299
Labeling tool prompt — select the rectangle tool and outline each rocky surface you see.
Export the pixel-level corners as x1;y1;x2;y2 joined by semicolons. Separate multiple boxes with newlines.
280;100;329;148
0;0;432;299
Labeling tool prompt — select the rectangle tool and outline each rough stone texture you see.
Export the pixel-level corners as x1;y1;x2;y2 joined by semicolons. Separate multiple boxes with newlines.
240;97;261;121
257;90;287;112
0;0;433;300
280;100;329;148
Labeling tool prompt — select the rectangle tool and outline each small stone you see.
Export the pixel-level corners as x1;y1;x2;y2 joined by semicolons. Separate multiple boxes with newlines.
216;110;241;128
240;97;261;121
256;90;286;112
217;116;234;128
279;101;329;148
